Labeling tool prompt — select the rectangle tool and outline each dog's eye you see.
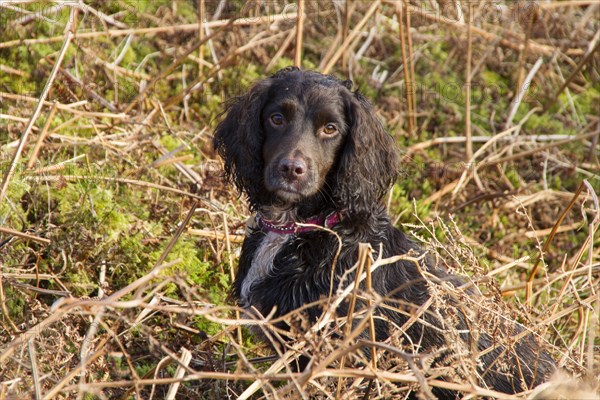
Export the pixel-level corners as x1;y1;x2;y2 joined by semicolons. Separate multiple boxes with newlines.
322;123;338;135
270;113;284;126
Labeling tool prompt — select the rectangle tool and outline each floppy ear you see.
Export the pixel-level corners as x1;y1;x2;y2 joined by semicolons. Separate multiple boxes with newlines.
213;80;272;210
335;90;399;215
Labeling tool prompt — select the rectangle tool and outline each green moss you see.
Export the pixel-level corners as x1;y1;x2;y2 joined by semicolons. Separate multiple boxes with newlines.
159;134;182;152
4;286;26;321
573;86;600;115
135;362;155;378
65;263;96;297
391;183;431;226
524;113;569;134
0;176;30;224
57;183;132;236
505;167;521;189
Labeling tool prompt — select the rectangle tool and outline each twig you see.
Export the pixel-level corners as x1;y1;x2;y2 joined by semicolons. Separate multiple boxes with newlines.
123;17;235;114
465;0;473;159
527;181;586;304
506;57;544;128
0;272;19;333
165;347;192;400
0;92;127;118
396;4;414;135
28;339;42;400
403;0;417;133
42;342;107;400
0;14;299;49
514;2;537;97
294;0;305;67
58;68;117;112
77;309;105;400
0;7;77;204
198;0;206;70
539;1;600;9
383;1;583;57
363;245;377;370
484;130;599;166
544;39;600;112
27;102;58;169
266;29;296;71
133;201;199;299
341;0;352;67
222;212;243;346
0;227;51;245
322;1;380;74
405;134;589;153
24;175;212;204
187;228;244;243
336;243;368;399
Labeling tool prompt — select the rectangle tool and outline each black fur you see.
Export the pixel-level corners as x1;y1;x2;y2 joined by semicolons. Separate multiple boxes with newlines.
214;68;555;397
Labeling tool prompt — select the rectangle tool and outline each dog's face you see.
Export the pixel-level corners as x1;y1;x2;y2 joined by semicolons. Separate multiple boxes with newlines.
261;84;348;203
214;68;399;215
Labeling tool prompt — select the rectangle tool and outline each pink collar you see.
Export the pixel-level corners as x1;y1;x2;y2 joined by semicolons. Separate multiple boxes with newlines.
257;211;346;235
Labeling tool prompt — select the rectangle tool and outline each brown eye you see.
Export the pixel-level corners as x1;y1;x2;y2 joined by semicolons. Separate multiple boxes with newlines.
322;123;337;135
270;113;284;126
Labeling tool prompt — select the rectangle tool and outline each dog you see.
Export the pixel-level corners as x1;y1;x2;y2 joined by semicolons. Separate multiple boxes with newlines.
213;67;555;397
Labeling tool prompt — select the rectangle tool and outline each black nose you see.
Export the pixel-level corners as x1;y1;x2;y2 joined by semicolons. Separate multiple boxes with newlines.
279;158;307;181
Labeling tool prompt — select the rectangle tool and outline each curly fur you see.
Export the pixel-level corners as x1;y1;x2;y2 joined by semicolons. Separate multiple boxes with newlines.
213;67;555;398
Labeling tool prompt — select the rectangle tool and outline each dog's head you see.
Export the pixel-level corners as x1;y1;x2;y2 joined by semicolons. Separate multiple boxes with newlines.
214;67;399;216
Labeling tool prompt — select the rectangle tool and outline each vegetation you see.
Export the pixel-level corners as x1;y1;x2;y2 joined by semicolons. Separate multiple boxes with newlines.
0;1;598;398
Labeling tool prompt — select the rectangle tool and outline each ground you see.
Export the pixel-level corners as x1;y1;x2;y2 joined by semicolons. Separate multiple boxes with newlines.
0;1;598;399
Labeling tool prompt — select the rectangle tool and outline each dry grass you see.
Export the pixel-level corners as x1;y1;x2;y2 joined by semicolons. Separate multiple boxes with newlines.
0;1;599;399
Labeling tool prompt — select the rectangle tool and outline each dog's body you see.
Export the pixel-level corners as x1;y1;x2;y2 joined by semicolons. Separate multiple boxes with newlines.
214;68;555;397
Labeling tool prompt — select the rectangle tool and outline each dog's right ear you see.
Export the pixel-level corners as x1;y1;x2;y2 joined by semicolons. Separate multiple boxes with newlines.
213;80;272;209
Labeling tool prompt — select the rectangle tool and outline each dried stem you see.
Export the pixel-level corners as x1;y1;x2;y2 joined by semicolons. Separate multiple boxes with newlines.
294;0;305;68
0;8;77;204
465;1;473;160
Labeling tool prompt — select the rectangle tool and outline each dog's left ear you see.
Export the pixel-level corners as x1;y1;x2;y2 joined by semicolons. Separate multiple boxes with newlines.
336;90;399;215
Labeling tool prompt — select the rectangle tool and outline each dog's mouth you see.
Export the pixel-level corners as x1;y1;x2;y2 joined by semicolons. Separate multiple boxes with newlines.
273;187;306;202
264;165;319;203
265;183;311;203
267;179;324;204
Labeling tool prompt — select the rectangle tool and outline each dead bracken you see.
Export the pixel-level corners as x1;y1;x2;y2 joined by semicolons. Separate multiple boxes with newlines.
0;1;598;399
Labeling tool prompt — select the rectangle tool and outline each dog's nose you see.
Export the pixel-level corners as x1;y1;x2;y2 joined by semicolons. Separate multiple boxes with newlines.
279;158;307;181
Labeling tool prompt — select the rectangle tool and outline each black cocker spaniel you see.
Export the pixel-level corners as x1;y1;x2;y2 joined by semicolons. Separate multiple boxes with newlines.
213;67;555;398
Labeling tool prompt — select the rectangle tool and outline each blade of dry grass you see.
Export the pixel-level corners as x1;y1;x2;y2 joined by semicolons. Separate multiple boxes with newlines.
513;1;538;97
27;339;41;400
165;347;192;400
545;39;600;112
465;0;473;160
335;243;368;399
123;17;235;114
197;0;206;70
266;29;296;71
0;92;127;118
25;175;210;203
363;245;377;370
403;0;417;133
26;101;58;169
384;1;584;57
42;341;107;400
0;13;299;49
294;0;305;68
506;57;544;128
396;3;415;136
527;181;587;303
322;1;380;74
0;227;51;245
0;7;77;204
